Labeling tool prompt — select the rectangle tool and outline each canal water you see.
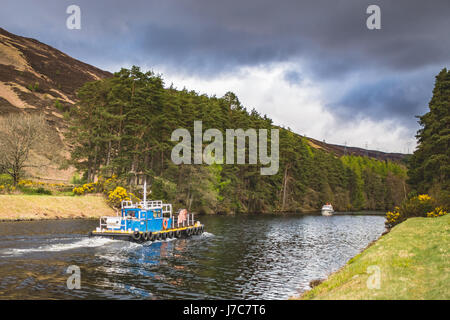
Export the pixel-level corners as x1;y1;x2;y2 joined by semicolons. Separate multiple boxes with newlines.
0;214;385;299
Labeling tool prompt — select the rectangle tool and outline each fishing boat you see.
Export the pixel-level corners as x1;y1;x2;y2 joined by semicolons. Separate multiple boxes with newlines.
321;203;334;216
89;181;204;243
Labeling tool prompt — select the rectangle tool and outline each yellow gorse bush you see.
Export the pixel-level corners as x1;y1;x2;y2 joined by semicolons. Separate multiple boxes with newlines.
101;174;120;194
18;179;70;190
418;194;432;201
386;192;448;227
386;207;401;225
18;179;33;186
107;186;131;207
426;207;448;218
72;186;84;195
0;184;16;194
72;182;97;195
69;175;143;208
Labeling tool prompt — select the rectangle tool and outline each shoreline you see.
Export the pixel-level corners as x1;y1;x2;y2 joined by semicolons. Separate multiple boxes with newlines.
0;216;102;222
0;193;386;222
294;214;449;300
296;228;390;297
0;207;386;222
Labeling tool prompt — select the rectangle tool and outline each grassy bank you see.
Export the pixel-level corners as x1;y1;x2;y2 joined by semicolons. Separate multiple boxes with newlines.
298;214;449;300
0;194;115;221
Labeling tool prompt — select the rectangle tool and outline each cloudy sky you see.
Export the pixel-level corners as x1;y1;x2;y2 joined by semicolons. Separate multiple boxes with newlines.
2;0;449;153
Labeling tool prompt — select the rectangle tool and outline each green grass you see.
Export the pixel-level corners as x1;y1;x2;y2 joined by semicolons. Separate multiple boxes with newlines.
298;214;449;300
18;186;53;195
0;174;13;185
16;186;74;196
0;194;115;221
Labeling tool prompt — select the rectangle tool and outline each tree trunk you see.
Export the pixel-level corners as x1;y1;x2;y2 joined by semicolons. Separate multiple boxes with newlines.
117;105;123;153
87;156;93;183
281;164;290;211
106;127;113;169
91;145;99;182
160;150;164;175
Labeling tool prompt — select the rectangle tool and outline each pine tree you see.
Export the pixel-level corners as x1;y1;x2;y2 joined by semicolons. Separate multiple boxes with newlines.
66;66;409;213
408;68;450;194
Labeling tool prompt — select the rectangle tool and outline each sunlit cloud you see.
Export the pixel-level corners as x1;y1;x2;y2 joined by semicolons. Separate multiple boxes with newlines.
121;62;418;153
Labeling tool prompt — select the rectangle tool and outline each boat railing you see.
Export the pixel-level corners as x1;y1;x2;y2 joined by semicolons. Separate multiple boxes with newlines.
121;200;134;209
99;216;123;230
99;216;107;230
162;204;172;217
140;200;163;209
172;213;195;228
121;200;173;211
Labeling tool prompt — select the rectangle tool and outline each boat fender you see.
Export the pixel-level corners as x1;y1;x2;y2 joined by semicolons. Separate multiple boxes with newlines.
146;232;152;241
132;231;141;242
161;232;167;240
142;232;149;241
167;231;174;238
175;230;182;238
155;233;161;241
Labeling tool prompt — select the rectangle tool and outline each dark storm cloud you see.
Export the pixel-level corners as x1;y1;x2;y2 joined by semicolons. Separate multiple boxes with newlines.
140;0;450;76
0;0;449;126
2;0;448;74
329;71;436;126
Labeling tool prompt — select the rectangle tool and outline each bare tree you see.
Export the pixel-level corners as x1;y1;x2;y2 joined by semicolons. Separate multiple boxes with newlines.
0;113;47;185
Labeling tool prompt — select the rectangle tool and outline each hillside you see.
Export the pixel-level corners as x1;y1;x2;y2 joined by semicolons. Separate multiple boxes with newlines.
307;137;405;162
0;27;112;181
0;28;405;163
0;27;111;126
0;28;408;213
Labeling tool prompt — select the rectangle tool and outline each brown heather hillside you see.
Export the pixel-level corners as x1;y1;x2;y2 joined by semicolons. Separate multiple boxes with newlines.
306;137;406;162
0;27;112;181
0;27;111;123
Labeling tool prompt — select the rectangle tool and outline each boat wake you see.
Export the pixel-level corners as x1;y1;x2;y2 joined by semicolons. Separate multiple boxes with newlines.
1;237;116;256
200;231;214;238
1;230;215;257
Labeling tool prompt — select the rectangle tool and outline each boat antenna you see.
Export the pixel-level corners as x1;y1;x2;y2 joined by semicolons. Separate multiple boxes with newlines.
143;177;147;204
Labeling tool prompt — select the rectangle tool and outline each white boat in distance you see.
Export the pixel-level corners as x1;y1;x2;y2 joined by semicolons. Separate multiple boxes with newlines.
321;203;334;216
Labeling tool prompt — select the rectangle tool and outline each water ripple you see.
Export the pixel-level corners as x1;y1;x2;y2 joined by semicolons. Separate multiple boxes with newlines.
0;214;385;299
